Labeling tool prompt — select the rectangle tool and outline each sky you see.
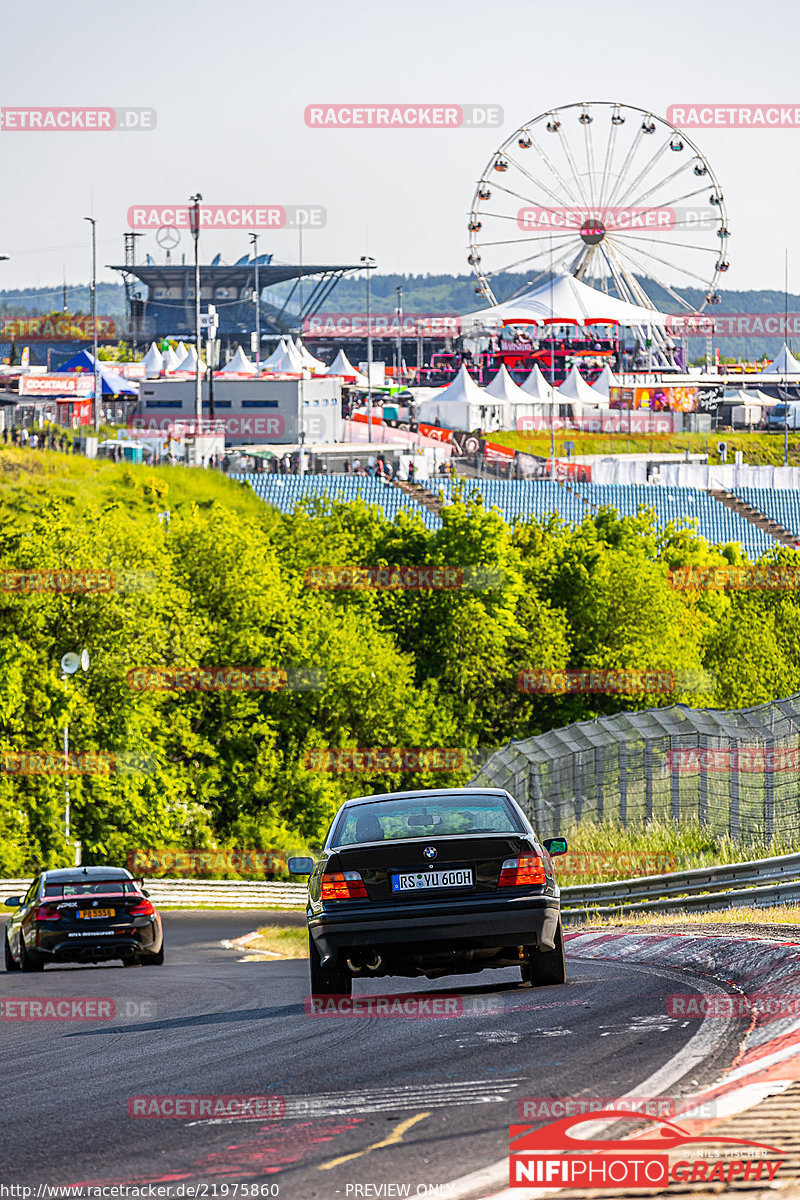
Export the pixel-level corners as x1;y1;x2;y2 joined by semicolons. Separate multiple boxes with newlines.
0;0;798;304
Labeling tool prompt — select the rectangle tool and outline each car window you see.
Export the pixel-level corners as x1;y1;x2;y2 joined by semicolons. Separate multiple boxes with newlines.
24;878;40;906
331;793;526;847
42;881;137;898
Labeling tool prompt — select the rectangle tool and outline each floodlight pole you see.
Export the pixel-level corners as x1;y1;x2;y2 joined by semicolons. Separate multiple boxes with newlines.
361;256;376;443
190;194;203;426
250;233;261;376
83;218;99;431
396;285;403;387
784;249;789;468
549;239;555;480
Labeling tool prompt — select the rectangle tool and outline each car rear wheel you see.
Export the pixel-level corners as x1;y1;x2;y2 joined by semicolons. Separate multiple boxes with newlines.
123;956;142;966
309;933;352;997
19;936;45;973
4;934;20;972
141;942;164;966
522;918;566;987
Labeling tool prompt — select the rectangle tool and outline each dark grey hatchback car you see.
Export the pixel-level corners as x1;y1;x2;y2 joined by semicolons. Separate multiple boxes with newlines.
289;787;567;996
4;866;164;971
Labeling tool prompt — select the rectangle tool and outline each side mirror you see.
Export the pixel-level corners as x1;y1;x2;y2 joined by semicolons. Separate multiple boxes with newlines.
4;896;22;907
543;837;568;857
288;857;315;877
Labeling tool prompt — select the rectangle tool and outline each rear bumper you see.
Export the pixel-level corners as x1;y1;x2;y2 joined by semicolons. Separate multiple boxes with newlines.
35;921;161;961
309;894;559;966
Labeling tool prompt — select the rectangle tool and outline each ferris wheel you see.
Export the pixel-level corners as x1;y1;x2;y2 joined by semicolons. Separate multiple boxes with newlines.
467;102;730;354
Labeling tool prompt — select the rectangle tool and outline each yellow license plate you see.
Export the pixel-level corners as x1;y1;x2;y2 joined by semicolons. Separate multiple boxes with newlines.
79;908;114;919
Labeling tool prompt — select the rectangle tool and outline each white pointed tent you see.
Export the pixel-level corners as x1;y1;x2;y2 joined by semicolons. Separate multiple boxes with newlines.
218;347;257;375
262;339;305;373
520;365;558;403
481;365;528;426
591;364;622;398
326;349;369;386
295;337;326;373
462;272;668;328
262;339;290;371
162;346;181;373
762;343;800;374
558;366;599;403
176;344;206;374
142;342;164;378
173;341;189;367
415;364;492;431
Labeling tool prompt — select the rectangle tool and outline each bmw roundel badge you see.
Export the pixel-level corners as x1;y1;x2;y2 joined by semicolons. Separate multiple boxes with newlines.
423;846;437;860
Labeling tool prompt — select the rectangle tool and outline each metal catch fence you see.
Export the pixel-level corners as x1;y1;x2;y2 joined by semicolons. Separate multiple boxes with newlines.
471;694;800;842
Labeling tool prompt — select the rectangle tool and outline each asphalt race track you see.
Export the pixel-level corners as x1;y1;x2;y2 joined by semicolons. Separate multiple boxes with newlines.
1;911;746;1199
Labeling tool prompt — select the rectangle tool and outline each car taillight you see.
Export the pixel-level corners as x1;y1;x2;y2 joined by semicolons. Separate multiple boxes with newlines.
128;898;155;916
498;855;546;887
321;871;368;900
34;905;61;921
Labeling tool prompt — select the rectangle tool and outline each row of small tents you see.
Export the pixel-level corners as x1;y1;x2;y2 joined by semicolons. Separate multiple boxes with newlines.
140;338;360;380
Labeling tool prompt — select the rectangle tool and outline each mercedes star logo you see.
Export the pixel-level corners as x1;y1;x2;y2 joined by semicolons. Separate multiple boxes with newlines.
423;846;437;860
156;225;181;250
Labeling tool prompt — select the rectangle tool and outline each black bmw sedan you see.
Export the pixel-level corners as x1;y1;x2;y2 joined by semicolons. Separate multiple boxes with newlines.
4;866;164;971
289;787;567;996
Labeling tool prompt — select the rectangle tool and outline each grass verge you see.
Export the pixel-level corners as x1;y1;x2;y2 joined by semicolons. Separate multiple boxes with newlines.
574;904;800;929
248;925;309;958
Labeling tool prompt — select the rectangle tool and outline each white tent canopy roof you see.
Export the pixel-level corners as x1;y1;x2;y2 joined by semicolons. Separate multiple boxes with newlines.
558;366;599;403
142;342;164;376
482;364;530;404
591;364;622;398
762;343;800;374
262;339;289;370
295;337;326;372
218;346;256;375
326;349;369;385
462;272;669;328
520;365;557;402
432;363;486;404
162;346;181;373
176;344;206;374
173;341;189;367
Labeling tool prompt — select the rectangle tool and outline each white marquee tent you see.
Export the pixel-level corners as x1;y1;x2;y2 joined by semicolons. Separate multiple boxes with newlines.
162;346;182;373
325;349;369;386
218;347;257;375
461;272;669;329
591;364;622;398
294;337;327;373
175;345;206;374
520;365;558;404
762;343;800;375
415;364;499;431
142;342;164;378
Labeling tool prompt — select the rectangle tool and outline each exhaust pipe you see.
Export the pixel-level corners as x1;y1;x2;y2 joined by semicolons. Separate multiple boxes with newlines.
346;949;383;975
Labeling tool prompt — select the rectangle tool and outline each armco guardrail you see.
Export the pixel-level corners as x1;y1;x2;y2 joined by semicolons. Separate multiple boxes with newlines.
1;853;798;915
560;850;800;922
0;878;307;909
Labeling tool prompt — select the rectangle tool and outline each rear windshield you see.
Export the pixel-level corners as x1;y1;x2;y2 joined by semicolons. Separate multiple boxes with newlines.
331;793;525;847
42;881;140;898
